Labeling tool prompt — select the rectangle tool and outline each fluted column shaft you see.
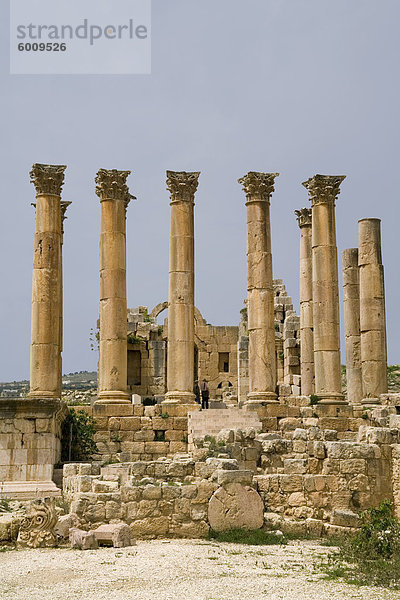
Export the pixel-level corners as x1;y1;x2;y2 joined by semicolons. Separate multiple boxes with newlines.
303;174;346;404
342;248;362;404
358;218;388;400
29;163;66;399
239;172;279;404
295;208;314;395
96;169;132;404
164;171;200;405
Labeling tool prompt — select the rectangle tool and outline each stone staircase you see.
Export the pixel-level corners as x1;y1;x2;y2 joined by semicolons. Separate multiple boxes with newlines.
188;408;262;440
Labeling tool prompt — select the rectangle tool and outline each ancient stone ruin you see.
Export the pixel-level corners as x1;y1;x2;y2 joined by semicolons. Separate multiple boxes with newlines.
1;165;399;545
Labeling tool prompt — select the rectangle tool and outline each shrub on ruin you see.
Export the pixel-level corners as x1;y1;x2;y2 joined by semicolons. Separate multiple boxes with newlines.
322;500;400;588
61;408;97;462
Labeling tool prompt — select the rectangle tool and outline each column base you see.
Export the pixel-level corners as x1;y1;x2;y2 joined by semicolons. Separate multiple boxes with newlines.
28;391;60;399
162;391;196;405
95;391;131;404
245;391;278;406
317;393;348;405
361;397;381;407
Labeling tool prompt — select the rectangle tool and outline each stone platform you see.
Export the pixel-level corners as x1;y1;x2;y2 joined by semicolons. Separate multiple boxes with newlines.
0;397;67;500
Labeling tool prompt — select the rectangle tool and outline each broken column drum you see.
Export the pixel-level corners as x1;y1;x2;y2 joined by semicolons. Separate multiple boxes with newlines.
342;248;363;404
358;218;388;400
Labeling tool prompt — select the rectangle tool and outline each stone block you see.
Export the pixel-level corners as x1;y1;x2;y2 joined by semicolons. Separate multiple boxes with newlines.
208;483;263;531
169;441;188;454
108;417;120;431
119;417;141;431
92;479;119;493
173;417;189;430
319;417;349;432
152;417;174;430
130;516;169;538
93;523;136;547
216;470;253;486
134;430;155;442
165;429;183;441
287;492;306;506
35;418;51;433
283;459;308;474
121;441;145;454
69;528;98;550
279;418;301;431
279;475;303;492
331;510;359;528
142;485;162;500
193;480;217;503
144;442;169;454
340;459;366;474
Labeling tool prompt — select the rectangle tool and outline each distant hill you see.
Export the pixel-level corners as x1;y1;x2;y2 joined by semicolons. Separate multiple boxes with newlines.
0;371;97;397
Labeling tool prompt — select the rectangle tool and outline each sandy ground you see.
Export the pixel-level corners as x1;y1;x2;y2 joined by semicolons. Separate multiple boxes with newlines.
1;539;399;600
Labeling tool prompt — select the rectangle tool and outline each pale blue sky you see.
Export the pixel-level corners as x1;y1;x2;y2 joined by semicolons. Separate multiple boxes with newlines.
0;0;399;380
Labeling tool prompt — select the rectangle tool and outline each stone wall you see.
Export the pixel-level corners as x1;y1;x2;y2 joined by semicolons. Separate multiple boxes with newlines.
124;305;239;402
62;457;259;539
0;398;67;499
238;280;301;403
62;413;395;539
82;403;190;463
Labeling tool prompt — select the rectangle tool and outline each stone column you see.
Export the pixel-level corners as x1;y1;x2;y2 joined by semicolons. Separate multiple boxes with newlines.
57;201;71;399
302;174;346;404
163;171;200;405
358;218;388;400
342;248;363;404
96;169;132;404
295;208;314;396
239;171;279;405
29;164;66;399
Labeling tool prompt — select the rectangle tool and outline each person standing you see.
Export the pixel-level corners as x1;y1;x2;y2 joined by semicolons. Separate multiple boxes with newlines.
200;379;209;409
194;380;200;404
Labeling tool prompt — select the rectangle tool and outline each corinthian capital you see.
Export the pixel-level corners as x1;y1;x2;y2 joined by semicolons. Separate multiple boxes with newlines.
95;168;133;208
166;171;200;203
30;163;66;196
295;208;312;228
302;174;346;206
238;172;279;202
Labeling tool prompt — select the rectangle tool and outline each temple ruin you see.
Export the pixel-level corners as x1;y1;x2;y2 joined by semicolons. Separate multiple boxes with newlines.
2;164;400;544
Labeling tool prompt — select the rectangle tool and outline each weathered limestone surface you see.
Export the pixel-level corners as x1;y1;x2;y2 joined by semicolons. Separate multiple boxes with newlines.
164;171;200;405
358;219;388;401
303;174;346;404
58;201;71;399
208;483;264;531
92;523;136;547
343;248;362;404
295;208;314;396
17;497;58;548
96;169;133;404
0;398;67;499
239;172;279;405
29;163;66;399
69;528;99;550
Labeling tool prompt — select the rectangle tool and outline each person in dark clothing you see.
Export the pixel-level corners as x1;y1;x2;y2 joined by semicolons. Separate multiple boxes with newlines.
200;379;209;409
194;380;200;404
